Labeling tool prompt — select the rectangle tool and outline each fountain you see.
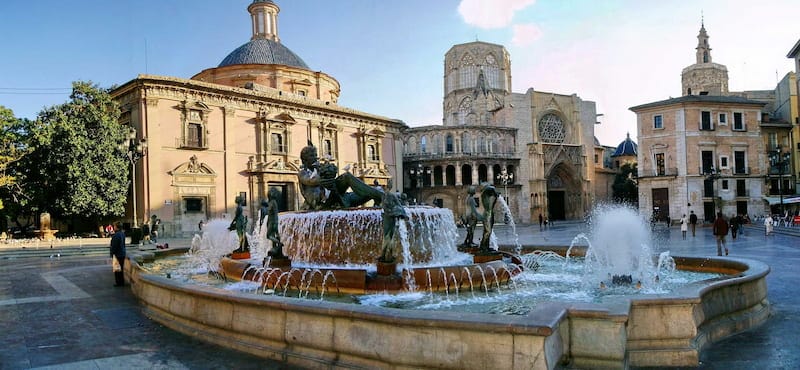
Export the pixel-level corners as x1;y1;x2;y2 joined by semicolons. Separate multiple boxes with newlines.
124;150;770;369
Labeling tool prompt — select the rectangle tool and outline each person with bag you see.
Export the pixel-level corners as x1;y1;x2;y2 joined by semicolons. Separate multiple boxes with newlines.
110;222;126;287
712;212;729;256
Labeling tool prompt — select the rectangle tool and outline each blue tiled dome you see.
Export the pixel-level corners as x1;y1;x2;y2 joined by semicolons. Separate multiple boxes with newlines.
612;133;637;157
218;38;309;69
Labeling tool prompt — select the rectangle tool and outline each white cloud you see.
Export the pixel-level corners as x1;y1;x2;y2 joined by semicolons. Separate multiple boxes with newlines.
511;23;542;46
458;0;536;29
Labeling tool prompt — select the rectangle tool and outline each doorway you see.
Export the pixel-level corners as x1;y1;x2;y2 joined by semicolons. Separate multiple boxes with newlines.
651;188;669;222
548;191;565;220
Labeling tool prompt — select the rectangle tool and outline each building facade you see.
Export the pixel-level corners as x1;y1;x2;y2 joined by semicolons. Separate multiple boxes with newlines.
402;41;599;223
631;22;797;222
111;0;405;237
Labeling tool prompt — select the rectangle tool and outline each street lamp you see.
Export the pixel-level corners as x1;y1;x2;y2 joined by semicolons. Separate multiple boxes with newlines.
769;146;791;215
119;127;147;228
496;168;514;205
408;163;429;204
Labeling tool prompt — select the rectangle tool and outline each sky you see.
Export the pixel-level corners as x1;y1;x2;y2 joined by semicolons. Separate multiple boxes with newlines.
0;0;798;146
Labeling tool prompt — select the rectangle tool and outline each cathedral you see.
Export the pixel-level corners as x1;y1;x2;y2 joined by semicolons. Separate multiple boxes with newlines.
111;0;406;236
402;41;601;223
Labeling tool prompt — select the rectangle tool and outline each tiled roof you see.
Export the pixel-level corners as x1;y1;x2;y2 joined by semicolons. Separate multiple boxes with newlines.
218;38;309;69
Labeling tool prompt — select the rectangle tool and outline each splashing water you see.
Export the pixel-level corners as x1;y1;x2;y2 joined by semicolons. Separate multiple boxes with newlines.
497;196;521;254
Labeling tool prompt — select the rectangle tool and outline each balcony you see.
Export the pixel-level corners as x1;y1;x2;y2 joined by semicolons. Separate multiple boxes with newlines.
177;137;207;150
735;188;749;197
403;151;519;160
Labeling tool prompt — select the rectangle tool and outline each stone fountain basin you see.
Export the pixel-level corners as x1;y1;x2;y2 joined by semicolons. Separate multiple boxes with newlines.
126;247;769;369
219;256;519;294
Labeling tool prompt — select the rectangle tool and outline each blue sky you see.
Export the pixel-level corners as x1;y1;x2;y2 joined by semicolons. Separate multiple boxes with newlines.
1;0;797;146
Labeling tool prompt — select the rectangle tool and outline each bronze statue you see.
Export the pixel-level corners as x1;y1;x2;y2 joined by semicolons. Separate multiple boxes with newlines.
229;195;249;253
379;191;409;263
479;184;499;253
462;186;482;248
266;187;286;259
298;141;384;210
259;198;269;226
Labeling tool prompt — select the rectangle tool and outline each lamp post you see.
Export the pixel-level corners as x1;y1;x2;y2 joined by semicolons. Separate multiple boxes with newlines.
496;168;514;205
704;166;721;214
408;163;428;205
119;127;147;228
769;146;791;215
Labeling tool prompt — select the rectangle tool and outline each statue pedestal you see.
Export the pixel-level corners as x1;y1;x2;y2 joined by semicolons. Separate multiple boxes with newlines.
34;229;58;241
473;253;503;264
231;251;251;260
268;257;291;268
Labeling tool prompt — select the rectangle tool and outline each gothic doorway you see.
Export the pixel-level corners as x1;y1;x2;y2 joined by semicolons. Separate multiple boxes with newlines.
548;191;565;220
546;163;581;220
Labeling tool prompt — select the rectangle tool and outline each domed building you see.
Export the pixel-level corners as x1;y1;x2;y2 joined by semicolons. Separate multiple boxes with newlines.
111;0;405;236
611;133;638;169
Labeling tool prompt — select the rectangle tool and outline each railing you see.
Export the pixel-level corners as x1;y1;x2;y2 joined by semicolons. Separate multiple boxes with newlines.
404;151;519;160
177;137;207;150
736;189;749;197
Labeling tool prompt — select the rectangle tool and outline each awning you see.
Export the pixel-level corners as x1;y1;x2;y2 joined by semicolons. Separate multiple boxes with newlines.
762;196;800;205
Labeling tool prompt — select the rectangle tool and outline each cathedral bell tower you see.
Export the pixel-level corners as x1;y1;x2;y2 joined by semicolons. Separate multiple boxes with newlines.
681;19;729;96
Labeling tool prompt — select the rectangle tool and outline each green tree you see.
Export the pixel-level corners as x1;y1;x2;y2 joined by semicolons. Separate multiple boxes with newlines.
20;81;129;229
612;162;638;206
0;107;28;210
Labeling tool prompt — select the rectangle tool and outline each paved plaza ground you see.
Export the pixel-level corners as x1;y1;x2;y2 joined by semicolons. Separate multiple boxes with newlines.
0;221;798;369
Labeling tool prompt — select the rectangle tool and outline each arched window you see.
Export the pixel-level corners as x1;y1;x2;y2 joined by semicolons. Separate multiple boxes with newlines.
420;135;427;153
478;164;488;183
461;164;473;185
493;164;502;184
538;113;566;143
478;136;486;153
433;166;444;186
434;135;443;154
446;134;454;152
408;137;417;153
507;165;515;184
462;132;471;153
445;165;456;186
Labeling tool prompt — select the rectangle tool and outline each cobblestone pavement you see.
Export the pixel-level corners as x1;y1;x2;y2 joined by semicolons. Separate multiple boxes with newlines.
0;223;797;369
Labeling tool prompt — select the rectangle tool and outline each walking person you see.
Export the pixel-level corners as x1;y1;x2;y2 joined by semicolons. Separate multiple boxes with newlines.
109;222;126;287
680;214;688;240
712;212;729;256
730;214;739;239
689;211;698;237
538;213;543;231
764;214;774;236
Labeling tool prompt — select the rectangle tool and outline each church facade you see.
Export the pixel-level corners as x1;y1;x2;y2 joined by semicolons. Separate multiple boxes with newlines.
402;41;600;224
111;0;406;237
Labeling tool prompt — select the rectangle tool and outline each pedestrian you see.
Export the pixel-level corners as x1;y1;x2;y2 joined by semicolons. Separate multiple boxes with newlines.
109;222;126;287
712;212;729;256
730;214;739;239
544;217;550;229
689;211;698;237
680;214;688;240
198;220;205;231
764;214;774;236
141;220;151;244
538;213;543;231
150;215;160;243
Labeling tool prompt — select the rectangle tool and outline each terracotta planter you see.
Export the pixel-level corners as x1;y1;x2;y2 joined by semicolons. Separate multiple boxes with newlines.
473;253;503;264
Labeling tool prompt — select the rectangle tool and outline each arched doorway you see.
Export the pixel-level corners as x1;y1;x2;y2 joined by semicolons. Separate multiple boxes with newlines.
546;162;582;220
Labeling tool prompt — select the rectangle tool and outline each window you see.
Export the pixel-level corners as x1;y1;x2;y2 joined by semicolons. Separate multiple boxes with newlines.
701;150;714;173
719;113;727;125
323;139;332;157
367;145;379;161
719;156;728;169
655;153;665;176
653;115;663;129
734;151;746;174
420;136;427;153
768;133;778;151
185;198;203;212
721;180;729;190
445;135;454;152
296;90;306;97
271;133;285;153
594;154;599;164
187;123;203;148
180;103;210;149
701;111;713;130
733;112;744;131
